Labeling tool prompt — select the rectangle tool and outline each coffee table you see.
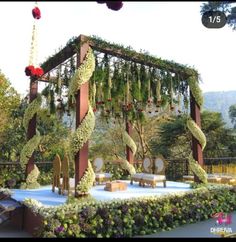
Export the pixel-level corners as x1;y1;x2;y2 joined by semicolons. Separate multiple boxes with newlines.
104;181;127;192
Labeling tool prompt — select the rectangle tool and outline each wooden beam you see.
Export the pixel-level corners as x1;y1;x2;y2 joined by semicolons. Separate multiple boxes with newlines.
190;91;204;182
126;121;134;163
26;79;38;175
74;36;90;197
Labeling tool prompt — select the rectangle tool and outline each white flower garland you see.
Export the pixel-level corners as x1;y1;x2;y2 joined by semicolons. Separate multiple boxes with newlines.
68;47;95;97
23;95;42;131
68;47;96;195
188;153;208;184
76;160;95;195
70;105;95;155
117;156;136;175
122;130;137;156
20;131;41;168
187;118;206;150
20;164;40;189
188;76;203;108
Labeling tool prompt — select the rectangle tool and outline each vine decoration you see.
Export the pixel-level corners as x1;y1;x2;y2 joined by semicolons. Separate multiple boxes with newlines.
68;47;96;195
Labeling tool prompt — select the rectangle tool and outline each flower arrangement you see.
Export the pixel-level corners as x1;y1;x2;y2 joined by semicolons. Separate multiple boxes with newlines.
188;153;208;184
32;6;41;19
68;47;95;97
23;94;42;131
187;118;206;150
122;130;137;155
20;164;40;189
188;75;203;108
25;65;44;78
76;160;95;195
70;105;95;155
118;156;136;175
22;185;236;238
20;130;41;168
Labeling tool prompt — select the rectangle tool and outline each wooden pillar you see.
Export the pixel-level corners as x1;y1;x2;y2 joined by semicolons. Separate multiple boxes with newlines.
126;121;134;163
26;78;38;175
74;36;89;196
190;91;204;182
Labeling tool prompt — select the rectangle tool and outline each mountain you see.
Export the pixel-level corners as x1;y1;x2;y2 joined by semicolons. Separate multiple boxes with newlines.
203;90;236;128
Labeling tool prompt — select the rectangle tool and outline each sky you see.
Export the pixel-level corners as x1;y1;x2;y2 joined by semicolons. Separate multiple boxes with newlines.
0;1;236;97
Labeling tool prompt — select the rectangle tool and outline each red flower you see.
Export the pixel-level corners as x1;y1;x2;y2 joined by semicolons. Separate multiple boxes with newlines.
25;66;44;78
34;67;44;77
32;7;41;19
106;1;123;11
25;65;35;76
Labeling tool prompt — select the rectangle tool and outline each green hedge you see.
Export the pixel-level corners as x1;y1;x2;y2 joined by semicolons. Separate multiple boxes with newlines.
24;185;236;238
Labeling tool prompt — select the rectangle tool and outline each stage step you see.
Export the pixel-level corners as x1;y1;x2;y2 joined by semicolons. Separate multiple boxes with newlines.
0;199;22;211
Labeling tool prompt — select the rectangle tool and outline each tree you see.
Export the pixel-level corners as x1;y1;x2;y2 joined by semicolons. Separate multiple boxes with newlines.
229;104;236;128
200;1;236;30
150;111;236;159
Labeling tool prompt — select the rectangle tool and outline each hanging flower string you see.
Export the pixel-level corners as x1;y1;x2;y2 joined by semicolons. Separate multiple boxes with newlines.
25;3;44;79
32;6;41;19
96;1;123;11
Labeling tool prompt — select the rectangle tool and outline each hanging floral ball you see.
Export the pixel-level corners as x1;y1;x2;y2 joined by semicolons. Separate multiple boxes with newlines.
33;67;44;77
32;7;41;19
25;66;44;78
106;1;123;11
25;65;35;76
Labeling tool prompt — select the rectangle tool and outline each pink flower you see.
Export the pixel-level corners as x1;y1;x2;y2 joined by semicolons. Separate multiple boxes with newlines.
32;7;41;19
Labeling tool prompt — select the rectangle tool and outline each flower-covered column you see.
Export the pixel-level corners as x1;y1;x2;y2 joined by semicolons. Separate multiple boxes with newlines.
75;36;91;196
24;3;44;176
190;92;204;176
126;121;134;163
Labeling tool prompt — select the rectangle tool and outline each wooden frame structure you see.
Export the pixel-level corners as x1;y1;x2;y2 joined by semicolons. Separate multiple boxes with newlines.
26;34;204;194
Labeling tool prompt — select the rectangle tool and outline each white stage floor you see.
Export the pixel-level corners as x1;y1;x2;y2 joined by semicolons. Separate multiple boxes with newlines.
11;181;191;207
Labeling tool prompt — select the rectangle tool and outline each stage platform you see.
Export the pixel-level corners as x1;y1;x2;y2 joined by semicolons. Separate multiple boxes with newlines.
11;181;191;206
